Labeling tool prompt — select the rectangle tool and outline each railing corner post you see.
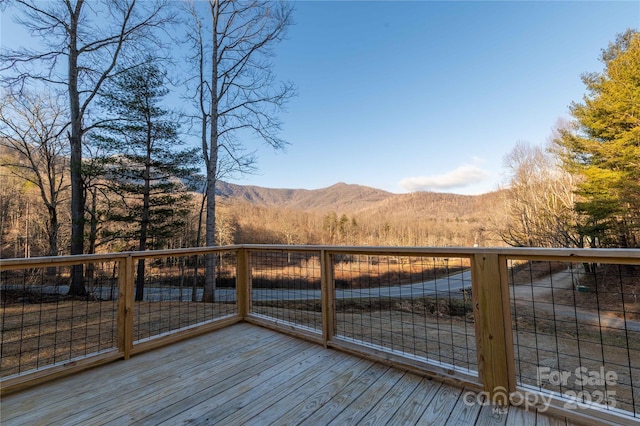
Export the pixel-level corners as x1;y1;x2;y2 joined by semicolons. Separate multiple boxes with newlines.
236;248;250;319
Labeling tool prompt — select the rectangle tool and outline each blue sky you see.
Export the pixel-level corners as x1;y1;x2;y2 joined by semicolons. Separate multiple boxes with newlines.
2;1;639;195
237;1;639;194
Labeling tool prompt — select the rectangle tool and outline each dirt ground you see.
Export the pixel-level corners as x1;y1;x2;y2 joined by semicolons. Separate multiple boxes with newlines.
510;261;640;319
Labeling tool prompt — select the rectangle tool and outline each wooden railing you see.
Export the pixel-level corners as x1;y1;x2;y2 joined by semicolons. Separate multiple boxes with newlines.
2;245;639;425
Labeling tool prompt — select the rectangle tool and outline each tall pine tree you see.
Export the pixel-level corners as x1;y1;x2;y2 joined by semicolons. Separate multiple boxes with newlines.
93;60;199;300
555;30;640;248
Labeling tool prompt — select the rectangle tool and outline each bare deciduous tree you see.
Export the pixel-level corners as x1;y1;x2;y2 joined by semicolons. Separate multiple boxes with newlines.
183;0;295;302
0;0;172;295
0;92;69;257
1;0;172;294
501;141;580;248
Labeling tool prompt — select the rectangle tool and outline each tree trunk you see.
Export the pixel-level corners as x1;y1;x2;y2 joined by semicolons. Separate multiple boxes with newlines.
192;191;206;302
87;187;99;255
202;0;220;303
46;205;59;257
135;259;146;302
85;188;98;281
68;7;86;296
45;204;59;276
203;173;217;302
136;131;153;301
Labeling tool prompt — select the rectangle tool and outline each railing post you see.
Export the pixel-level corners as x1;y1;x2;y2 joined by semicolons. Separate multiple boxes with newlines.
320;249;335;348
117;254;134;359
236;248;250;319
471;253;515;401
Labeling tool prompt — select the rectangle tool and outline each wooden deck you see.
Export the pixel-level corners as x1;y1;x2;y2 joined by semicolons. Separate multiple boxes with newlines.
2;323;571;425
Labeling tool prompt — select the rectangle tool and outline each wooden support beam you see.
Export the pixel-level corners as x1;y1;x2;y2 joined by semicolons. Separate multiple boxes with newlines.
321;249;335;348
236;248;250;319
471;253;515;400
117;255;134;359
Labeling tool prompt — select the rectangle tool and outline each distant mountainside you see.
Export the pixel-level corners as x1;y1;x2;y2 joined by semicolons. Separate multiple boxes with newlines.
359;190;504;220
216;181;505;221
216;181;394;213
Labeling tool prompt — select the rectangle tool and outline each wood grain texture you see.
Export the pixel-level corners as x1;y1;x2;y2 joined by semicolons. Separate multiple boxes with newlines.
1;323;571;426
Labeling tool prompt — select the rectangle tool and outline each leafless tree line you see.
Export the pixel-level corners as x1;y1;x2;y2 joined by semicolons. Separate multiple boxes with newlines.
1;0;295;299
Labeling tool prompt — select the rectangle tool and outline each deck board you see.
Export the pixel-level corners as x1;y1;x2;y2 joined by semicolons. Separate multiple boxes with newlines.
446;386;483;424
1;323;571;425
3;324;267;424
297;363;391;425
417;381;465;424
70;327;303;426
209;353;367;425
326;367;406;425
241;358;372;426
163;349;365;425
356;371;424;425
386;377;442;424
102;338;312;425
475;404;509;425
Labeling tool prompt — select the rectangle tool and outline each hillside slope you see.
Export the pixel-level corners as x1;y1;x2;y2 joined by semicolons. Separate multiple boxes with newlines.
216;181;394;213
217;181;504;221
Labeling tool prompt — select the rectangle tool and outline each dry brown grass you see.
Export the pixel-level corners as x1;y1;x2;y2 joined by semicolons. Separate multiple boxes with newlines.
250;255;470;290
509;261;569;285
1;299;118;377
535;264;640;320
252;304;477;371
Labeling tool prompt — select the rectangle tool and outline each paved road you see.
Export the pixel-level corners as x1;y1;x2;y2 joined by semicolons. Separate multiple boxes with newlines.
14;269;472;303
254;270;473;301
8;267;639;333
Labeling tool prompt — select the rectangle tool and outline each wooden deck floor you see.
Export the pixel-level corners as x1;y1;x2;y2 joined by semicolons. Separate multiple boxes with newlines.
2;323;572;425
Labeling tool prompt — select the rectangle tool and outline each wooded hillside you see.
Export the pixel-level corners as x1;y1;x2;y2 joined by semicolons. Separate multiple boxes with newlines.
215;182;507;248
0;174;507;258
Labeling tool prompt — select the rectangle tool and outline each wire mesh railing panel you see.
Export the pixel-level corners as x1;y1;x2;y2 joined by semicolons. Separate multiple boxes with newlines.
1;261;119;377
333;254;477;374
133;252;237;343
249;250;322;332
509;260;640;418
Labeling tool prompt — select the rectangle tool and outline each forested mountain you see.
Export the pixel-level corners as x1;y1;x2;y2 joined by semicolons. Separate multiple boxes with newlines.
217;181;504;220
216;182;394;212
1;165;509;259
213;181;507;248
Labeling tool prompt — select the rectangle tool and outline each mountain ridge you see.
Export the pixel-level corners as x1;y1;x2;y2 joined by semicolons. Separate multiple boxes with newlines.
216;180;504;220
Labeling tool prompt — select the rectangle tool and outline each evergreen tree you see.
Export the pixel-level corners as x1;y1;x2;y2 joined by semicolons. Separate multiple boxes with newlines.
555;29;640;248
92;60;200;300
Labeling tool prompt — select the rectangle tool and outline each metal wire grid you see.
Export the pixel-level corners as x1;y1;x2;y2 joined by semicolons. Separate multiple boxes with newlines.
333;255;477;373
133;252;238;342
0;262;119;377
509;260;640;417
249;250;323;332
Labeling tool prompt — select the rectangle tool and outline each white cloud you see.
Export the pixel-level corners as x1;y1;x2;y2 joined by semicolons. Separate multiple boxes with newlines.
399;165;490;192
